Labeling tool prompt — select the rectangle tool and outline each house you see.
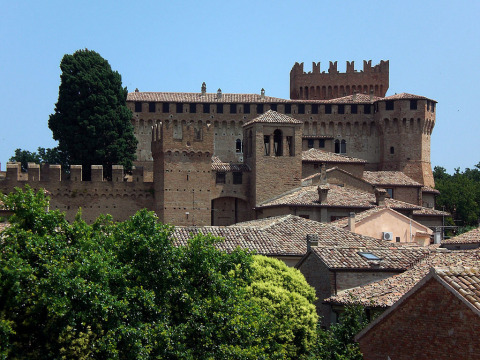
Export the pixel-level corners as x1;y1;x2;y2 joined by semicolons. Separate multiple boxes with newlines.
332;207;433;246
356;266;480;360
442;227;480;250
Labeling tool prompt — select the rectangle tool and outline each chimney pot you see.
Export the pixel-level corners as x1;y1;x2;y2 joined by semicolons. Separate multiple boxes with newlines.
306;234;319;252
217;88;222;99
375;188;387;206
348;212;356;232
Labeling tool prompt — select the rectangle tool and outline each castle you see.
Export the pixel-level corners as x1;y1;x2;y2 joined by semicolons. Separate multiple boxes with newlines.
0;60;441;227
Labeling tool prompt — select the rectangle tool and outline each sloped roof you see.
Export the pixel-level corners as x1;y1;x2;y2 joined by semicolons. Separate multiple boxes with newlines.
127;91;289;103
243;110;303;127
381;92;436;102
325;250;480;308
422;185;440;194
211;156;250;172
302;149;367;163
326;93;382;103
363;171;422;187
442;227;480;245
435;266;480;311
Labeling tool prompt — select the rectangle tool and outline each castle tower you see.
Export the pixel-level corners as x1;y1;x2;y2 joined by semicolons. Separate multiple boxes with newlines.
152;119;214;225
243;110;303;205
374;93;436;187
290;60;389;100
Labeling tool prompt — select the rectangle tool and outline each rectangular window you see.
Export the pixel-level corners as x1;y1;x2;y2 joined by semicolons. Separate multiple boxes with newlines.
386;100;394;110
149;102;156;113
257;104;264;114
319;139;325;148
230;104;237;114
386;188;394;198
410;100;417;110
284;104;292;114
162;102;170;113
338;104;345;114
203;103;210;113
270;104;277;111
351;104;357;114
311;104;318;114
244;104;250;114
431;102;435;112
189;103;197;113
233;172;242;184
217;104;223;114
135;102;142;112
176;103;183;113
307;139;314;148
298;104;305;114
216;172;226;184
364;104;371;114
325;104;332;114
264;135;270;156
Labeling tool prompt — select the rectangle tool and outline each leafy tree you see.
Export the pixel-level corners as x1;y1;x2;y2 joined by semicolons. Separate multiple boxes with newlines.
0;187;317;359
48;49;137;180
9;147;66;171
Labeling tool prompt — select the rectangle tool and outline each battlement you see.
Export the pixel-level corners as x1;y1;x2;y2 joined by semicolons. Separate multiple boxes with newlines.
290;60;389;75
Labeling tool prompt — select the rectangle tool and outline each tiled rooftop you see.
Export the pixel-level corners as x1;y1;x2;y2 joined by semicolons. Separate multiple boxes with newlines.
211;156;250;172
127;91;288;103
302;149;367;163
331;207;389;228
325;93;382;104
422;185;440;194
442;227;480;245
435;266;480;311
243;110;303;127
381;92;435;102
325;249;480;308
363;171;422;187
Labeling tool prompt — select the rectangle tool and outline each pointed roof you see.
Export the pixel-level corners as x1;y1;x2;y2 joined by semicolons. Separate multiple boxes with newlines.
243;110;302;127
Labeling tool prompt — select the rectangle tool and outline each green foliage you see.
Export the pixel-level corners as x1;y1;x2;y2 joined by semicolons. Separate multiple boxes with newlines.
309;305;367;360
48;49;137;180
9;147;65;171
0;187;318;359
434;164;480;227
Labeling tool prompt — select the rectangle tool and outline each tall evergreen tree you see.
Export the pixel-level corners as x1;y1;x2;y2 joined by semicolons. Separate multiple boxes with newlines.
48;49;137;180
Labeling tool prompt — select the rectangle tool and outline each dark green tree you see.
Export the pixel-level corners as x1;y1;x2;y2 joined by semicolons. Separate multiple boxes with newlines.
48;49;137;180
9;147;66;171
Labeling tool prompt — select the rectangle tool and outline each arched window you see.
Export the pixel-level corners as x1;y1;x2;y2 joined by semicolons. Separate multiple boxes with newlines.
273;129;283;156
334;139;340;153
335;139;347;154
390;146;395;154
235;139;242;153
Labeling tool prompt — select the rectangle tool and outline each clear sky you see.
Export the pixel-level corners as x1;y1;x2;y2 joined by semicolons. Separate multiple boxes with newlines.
1;0;479;174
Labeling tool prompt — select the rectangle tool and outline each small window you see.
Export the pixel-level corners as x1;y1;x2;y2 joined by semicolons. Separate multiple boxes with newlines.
162;102;170;113
270;104;277;111
340;139;346;154
298;104;305;114
351;104;357;114
257;104;264;114
311;104;318;114
364;104;371;114
176;103;183;113
396;236;401;243
307;139;314;148
319;139;325;148
233;172;242;184
244;104;251;114
285;104;292;114
189;103;197;113
358;252;382;261
335;139;340;153
194;128;202;141
149;102;156;113
203;103;210;113
273;129;283;156
390;146;395;154
338;104;345;114
264;135;270;156
325;104;332;114
230;104;237;114
431;102;435;112
135;102;142;112
217;104;223;114
216;172;226;184
235;139;242;153
386;100;394;111
299;215;310;219
386;188;394;198
410;100;417;110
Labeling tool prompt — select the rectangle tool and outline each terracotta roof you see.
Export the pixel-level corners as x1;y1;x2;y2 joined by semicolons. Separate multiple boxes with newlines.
331;207;389;227
311;246;428;271
211;156;250;172
325;249;480;308
326;93;382;103
442;227;480;245
412;207;449;216
127;92;288;103
363;171;422;187
243;110;303;127
435;266;480;311
381;93;435;102
302;149;367;163
422;185;440;194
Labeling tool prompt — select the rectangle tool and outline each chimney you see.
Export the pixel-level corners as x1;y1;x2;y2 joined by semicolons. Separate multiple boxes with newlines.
201;82;206;96
261;88;265;100
320;163;327;184
135;88;139;92
217;88;222;100
375;188;387;206
306;234;319;252
352;91;357;101
317;184;330;204
348;212;356;232
369;89;374;101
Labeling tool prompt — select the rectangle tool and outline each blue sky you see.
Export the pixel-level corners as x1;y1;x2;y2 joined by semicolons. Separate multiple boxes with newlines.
1;0;479;174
